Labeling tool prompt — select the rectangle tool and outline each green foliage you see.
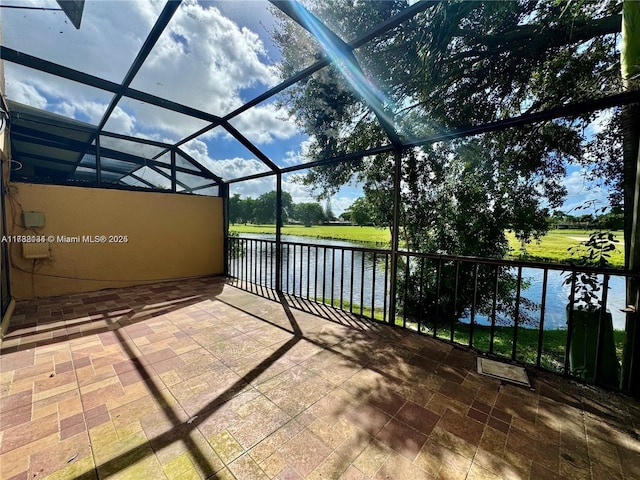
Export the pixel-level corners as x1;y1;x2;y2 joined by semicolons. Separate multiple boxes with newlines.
292;202;325;226
345;197;373;226
272;0;622;242
396;259;538;327
599;208;625;230
229;193;256;225
317;296;624;370
229;191;293;225
254;191;293;224
622;0;640;81
564;205;621;311
227;225;626;266
227;231;245;258
339;210;352;222
271;0;623;326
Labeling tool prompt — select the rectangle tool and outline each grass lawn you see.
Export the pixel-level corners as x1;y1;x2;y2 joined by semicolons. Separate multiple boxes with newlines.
431;322;625;372
506;229;625;267
229;224;391;244
230;224;625;266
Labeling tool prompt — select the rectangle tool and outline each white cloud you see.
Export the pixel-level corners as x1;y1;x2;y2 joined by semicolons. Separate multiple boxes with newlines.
226;180;360;217
181;138;270;180
3;0;295;146
227;174;317;205
212;157;271;180
5;63;114;124
230;177;277;198
3;0;358;209
104;107;136;136
216;1;281;59
282;136;315;165
228;103;299;145
6;81;47;109
331;195;356;216
281;176;314;203
3;0;158;82
99;135;165;161
180;138;331;207
127;1;282;132
79;101;111;125
51;101;76;118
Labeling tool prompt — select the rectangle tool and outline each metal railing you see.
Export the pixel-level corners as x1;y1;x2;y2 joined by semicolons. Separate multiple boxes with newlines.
227;237;392;319
227;236;639;391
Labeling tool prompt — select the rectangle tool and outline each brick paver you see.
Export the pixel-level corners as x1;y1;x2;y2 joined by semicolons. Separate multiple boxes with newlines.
1;277;639;479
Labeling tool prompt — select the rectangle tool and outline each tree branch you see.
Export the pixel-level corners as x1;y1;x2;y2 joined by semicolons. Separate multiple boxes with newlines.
456;13;621;50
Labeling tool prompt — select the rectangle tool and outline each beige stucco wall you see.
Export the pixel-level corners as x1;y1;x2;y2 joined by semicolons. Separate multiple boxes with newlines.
6;183;224;299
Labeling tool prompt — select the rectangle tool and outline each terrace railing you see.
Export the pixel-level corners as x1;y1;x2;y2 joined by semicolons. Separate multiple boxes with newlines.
226;236;639;392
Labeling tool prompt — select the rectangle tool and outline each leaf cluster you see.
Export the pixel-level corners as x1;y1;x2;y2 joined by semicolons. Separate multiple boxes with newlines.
270;0;624;319
564;204;620;312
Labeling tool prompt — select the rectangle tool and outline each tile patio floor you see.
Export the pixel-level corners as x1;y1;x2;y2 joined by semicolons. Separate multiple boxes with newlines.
1;277;639;480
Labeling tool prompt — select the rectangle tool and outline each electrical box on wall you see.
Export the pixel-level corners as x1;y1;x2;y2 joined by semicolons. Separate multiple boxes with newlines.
22;242;50;259
22;211;45;228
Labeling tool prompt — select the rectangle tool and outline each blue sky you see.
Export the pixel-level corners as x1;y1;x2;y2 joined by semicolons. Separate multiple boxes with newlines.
2;0;613;216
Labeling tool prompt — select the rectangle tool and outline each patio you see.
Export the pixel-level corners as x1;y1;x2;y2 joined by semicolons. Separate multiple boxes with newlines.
1;276;639;480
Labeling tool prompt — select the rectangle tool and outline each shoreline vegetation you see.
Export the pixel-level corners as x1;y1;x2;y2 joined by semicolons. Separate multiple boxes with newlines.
316;297;625;369
228;224;625;267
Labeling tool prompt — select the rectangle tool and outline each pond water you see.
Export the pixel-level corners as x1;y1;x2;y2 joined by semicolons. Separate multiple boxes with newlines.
235;233;629;331
471;267;627;331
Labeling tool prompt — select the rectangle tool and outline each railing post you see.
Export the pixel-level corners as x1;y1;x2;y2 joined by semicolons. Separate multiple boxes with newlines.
221;183;229;277
594;274;610;386
275;173;283;292
511;266;522;361
388;149;402;325
564;272;577;376
490;265;500;354
470;263;479;348
536;269;549;367
434;258;442;338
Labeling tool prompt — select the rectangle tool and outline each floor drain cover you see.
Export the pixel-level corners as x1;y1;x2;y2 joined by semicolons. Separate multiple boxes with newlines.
477;357;531;387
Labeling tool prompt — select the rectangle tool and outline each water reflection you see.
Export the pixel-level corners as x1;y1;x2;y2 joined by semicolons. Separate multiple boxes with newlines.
467;267;627;331
234;233;628;330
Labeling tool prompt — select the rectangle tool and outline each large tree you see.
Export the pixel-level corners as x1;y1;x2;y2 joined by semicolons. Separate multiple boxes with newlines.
272;0;625;324
229;193;243;224
292;202;326;226
273;0;621;247
275;0;621;251
253;191;293;224
229;194;256;225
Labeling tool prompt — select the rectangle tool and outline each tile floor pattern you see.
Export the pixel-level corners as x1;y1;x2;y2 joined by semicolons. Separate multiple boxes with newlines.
1;277;639;480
